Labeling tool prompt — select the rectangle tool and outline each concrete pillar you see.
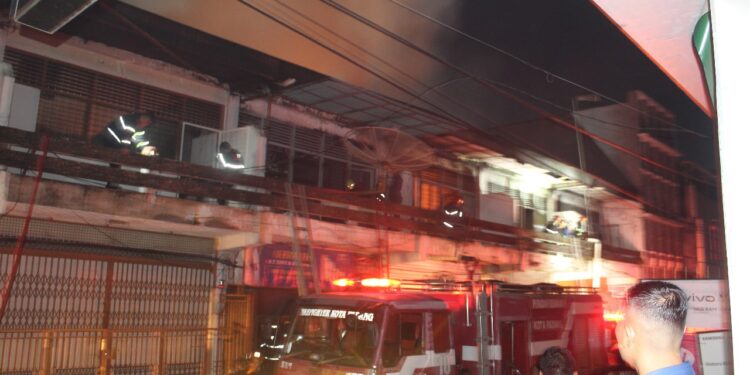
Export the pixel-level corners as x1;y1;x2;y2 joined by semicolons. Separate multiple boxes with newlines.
401;171;414;206
0;62;14;127
224;95;240;131
694;218;706;278
0;171;8;213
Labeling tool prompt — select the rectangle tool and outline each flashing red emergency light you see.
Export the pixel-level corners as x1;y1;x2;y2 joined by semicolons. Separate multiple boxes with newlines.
333;278;356;287
332;278;401;288
603;311;624;322
361;278;401;288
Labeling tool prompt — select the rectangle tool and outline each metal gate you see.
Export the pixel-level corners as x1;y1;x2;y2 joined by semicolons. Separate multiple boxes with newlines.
0;251;214;374
222;294;254;375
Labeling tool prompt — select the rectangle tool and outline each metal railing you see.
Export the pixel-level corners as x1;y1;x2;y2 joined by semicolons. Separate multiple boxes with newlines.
0;328;236;375
0;127;641;263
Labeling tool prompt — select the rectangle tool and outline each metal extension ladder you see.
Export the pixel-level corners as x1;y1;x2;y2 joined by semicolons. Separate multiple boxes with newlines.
285;183;321;296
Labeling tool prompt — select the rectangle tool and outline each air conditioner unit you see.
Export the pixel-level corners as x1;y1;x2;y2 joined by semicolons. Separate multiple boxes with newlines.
221;126;267;177
13;0;98;34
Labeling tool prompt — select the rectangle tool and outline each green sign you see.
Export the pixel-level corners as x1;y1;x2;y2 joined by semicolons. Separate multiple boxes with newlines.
693;12;716;109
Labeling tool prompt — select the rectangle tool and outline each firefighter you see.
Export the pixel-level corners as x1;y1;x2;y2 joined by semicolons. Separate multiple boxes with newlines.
92;111;155;155
91;111;156;188
214;141;244;205
216;141;245;170
442;195;465;228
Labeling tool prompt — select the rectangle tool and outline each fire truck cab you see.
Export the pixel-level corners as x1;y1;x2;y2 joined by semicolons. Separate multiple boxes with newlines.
275;279;609;375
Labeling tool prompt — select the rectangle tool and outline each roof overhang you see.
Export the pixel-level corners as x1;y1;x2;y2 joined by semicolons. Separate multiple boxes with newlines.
590;0;713;116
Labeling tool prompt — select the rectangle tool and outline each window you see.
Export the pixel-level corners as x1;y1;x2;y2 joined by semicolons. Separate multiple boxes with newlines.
322;159;347;189
420;181;446;210
292;152;320;186
431;312;450;353
350;165;374;191
5;48;223;159
288;307;382;368
265;144;289;180
399;313;423;356
382;312;423;368
262;118;375;189
382;313;400;368
418;167;476;215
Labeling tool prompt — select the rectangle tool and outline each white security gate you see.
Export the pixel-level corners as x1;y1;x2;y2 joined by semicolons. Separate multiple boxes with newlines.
0;251;214;375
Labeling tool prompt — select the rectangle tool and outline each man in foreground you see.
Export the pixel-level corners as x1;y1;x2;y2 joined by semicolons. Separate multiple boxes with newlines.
616;281;694;375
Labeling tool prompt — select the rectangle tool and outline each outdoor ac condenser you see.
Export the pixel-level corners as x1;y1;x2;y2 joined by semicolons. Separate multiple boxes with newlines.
221;126;267;177
12;0;98;34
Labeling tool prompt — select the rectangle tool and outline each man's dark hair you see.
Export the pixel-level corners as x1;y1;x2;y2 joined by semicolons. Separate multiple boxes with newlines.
627;281;689;331
538;346;575;375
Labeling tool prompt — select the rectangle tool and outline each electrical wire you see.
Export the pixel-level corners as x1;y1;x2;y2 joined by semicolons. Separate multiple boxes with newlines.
240;0;704;212
317;0;715;187
240;0;474;131
30;155;393;249
0;147;34;220
389;0;710;139
320;0;713;182
252;1;604;161
7;150;235;267
260;0;678;191
253;0;621;180
4;146;661;253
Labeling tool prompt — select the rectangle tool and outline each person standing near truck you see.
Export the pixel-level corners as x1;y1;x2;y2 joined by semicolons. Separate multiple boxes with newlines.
537;346;576;375
615;281;694;375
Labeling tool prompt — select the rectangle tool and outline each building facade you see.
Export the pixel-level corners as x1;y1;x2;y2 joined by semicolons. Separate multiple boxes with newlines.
0;21;723;374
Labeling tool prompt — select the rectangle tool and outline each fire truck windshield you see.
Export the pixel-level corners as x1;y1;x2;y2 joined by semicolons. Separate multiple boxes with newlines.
284;306;382;368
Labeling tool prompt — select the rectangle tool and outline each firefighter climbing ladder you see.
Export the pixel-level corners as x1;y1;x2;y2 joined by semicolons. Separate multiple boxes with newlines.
285;183;321;296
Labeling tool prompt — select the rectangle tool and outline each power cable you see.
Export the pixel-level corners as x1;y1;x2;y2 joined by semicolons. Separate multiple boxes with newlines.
389;0;710;139
240;0;475;131
256;1;603;160
319;0;714;187
243;0;696;211
0;148;34;220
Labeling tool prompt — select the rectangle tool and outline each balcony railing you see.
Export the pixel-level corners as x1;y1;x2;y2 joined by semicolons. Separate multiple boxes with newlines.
0;127;640;263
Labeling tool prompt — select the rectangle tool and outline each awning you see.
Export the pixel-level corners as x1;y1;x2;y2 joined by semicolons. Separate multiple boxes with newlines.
590;0;714;116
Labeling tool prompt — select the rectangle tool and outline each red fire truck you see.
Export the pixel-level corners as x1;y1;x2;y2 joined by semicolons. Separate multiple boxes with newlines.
273;278;611;375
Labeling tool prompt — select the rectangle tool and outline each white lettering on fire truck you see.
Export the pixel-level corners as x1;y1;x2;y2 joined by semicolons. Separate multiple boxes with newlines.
300;308;373;321
357;312;374;322
531;299;566;309
532;320;563;331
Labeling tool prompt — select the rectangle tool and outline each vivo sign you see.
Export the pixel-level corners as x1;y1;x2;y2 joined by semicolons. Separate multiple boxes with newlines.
645;279;730;330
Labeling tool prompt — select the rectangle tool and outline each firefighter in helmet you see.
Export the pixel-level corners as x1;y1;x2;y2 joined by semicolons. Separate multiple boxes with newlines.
216;141;245;170
442;195;465;228
92;111;156;156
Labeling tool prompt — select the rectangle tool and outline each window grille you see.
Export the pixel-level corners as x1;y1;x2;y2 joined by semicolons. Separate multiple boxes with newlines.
294;127;323;154
266;120;294;146
323;134;347;160
261;118;374;190
487;181;511;195
4;48;223;158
